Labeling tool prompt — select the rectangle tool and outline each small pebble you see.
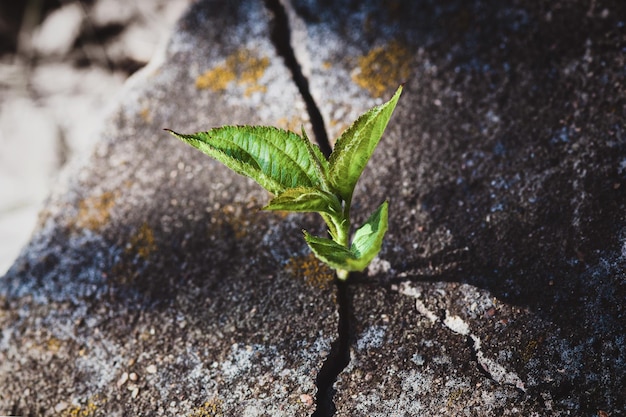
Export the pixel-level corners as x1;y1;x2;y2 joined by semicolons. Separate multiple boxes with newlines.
117;372;129;387
299;394;313;406
54;401;68;412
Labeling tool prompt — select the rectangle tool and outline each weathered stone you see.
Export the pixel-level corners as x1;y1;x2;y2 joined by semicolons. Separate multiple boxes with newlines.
0;1;336;416
0;0;189;272
2;0;625;415
289;0;625;415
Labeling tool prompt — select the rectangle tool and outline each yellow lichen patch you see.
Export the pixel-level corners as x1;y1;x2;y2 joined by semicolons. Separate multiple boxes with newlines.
60;397;101;417
35;207;54;229
521;337;543;363
139;107;152;123
446;388;465;408
196;49;269;97
126;222;157;260
196;64;236;91
31;336;63;356
47;337;62;354
286;253;335;289
188;399;224;417
212;202;264;239
275;116;307;133
329;118;350;139
76;191;117;231
352;40;411;97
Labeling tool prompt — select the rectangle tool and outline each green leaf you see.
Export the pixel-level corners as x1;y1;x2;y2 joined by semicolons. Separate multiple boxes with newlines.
167;126;322;195
328;85;402;201
263;187;342;215
300;127;331;191
303;231;357;271
320;212;340;242
349;200;388;269
304;201;388;273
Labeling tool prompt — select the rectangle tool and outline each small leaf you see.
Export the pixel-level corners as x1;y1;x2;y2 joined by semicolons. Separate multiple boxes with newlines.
301;127;331;191
167;126;322;195
349;200;388;269
304;202;387;273
168;129;284;193
303;231;357;271
320;212;340;242
305;201;388;273
328;85;402;201
263;187;342;215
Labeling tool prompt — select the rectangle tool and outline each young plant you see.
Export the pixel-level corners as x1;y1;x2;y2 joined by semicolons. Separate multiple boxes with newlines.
166;85;402;280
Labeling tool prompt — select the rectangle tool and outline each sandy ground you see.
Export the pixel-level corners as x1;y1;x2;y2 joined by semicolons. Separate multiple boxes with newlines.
0;0;192;273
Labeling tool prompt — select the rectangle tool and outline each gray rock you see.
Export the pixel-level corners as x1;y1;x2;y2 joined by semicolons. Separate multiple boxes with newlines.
2;0;625;415
31;3;84;57
90;0;137;27
0;95;61;273
289;0;625;415
0;0;190;273
0;1;336;416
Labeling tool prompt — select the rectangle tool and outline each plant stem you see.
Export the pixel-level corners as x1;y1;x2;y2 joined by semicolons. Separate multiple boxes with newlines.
334;199;350;246
336;269;349;280
335;198;352;280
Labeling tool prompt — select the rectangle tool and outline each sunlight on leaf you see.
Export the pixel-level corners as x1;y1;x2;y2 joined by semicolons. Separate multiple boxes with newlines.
167;126;323;195
329;85;402;201
169;84;403;281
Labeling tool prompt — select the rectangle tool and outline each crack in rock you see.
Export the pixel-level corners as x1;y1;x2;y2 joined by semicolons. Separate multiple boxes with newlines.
394;281;526;392
263;1;348;415
264;0;331;156
469;334;526;392
311;280;351;417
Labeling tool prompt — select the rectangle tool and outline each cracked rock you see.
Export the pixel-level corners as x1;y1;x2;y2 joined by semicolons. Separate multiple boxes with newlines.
289;0;626;414
0;1;336;416
1;0;625;416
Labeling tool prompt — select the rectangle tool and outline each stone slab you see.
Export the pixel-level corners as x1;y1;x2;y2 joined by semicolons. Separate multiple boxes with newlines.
289;0;626;414
1;0;625;415
0;1;337;416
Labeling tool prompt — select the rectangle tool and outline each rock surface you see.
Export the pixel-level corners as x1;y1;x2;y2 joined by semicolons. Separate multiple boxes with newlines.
288;0;625;415
0;0;190;274
1;1;336;416
1;0;625;416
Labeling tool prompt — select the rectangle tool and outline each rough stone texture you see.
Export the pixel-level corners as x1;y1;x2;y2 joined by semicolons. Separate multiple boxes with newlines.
1;0;625;416
288;0;625;415
0;1;336;416
0;0;190;274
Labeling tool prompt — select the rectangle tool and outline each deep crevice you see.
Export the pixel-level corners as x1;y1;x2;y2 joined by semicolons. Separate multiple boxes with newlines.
312;279;352;417
264;0;332;157
263;2;349;415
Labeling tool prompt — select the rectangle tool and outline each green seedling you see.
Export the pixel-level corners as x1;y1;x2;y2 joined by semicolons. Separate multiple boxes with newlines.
167;85;402;280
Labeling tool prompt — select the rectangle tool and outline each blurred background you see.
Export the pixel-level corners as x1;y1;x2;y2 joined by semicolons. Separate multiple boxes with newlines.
0;0;193;274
